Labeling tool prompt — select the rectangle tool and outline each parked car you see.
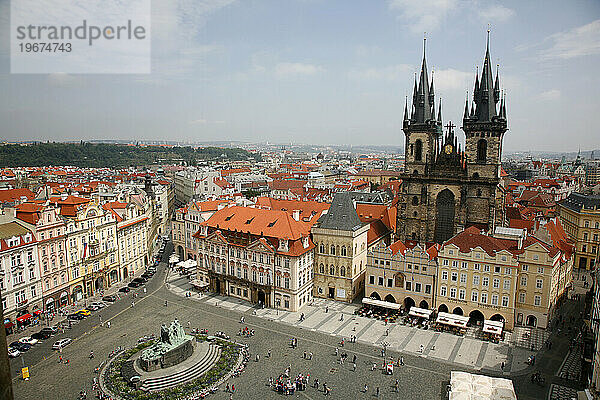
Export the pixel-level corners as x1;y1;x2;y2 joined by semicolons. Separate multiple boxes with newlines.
118;286;131;293
9;341;31;352
128;281;142;288
76;309;91;316
52;338;72;350
68;313;85;320
40;326;59;335
102;295;117;302
90;301;106;308
141;272;151;279
133;277;147;284
7;347;20;358
31;331;50;341
18;336;39;346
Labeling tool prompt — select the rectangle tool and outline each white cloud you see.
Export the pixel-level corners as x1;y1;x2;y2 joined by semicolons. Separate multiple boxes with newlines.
540;19;600;59
274;62;324;78
478;5;515;23
537;89;561;101
434;68;473;92
348;64;413;81
388;0;458;34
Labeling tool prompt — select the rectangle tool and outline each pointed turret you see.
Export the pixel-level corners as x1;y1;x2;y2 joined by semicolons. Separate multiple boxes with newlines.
429;69;435;105
463;93;470;120
403;96;409;122
472;30;499;122
494;66;501;103
413;38;434;123
437;99;442;123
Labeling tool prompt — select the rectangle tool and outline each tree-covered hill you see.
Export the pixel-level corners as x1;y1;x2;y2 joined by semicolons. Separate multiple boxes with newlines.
0;142;261;168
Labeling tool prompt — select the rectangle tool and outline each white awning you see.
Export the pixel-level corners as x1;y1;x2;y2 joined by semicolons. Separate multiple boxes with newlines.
176;259;197;270
482;320;504;335
450;371;516;400
169;254;180;263
190;279;209;288
409;307;433;319
362;297;401;310
436;312;469;328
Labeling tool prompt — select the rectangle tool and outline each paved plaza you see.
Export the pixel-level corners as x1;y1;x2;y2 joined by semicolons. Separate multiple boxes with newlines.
9;251;585;400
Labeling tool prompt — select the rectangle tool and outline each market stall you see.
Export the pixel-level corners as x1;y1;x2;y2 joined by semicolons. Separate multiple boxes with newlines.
482;319;504;342
435;312;469;334
358;297;401;322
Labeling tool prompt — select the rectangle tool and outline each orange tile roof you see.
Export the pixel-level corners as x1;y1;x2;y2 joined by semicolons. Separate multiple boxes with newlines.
198;206;309;240
0;188;35;203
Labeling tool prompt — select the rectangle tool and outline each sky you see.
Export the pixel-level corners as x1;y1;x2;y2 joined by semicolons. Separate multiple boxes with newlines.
1;0;600;152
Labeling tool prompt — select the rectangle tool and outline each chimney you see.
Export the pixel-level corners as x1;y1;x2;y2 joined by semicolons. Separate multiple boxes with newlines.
292;210;300;221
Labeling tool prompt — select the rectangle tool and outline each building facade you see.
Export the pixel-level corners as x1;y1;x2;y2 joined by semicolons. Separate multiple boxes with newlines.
0;220;42;326
558;193;600;270
366;240;438;310
193;206;314;312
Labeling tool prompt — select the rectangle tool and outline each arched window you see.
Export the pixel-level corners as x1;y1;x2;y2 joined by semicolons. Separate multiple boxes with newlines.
330;265;335;275
415;139;423;162
330;245;336;255
319;264;325;274
477;139;487;162
319;243;325;253
412;196;419;206
341;246;347;256
477;189;482;197
340;266;346;277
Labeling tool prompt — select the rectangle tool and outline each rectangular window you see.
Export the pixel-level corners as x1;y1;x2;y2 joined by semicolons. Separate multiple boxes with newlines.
491;294;498;306
451;272;458;282
494;266;501;273
481;292;487;304
493;278;500;289
440;286;447;297
387;278;393;288
415;283;421;292
443;259;449;266
458;289;465;300
452;260;458;268
474;263;480;271
460;273;467;284
284;277;290;289
461;262;468;269
503;280;510;290
450;287;456;298
502;296;509;307
442;271;448;280
425;284;431;294
482;277;489;287
406;281;412;291
483;265;490;272
522;264;528;272
518;292;525;303
378;277;384;286
534;295;541;306
473;275;480;286
471;291;478;302
369;275;375;285
520;276;527;286
536;279;543;289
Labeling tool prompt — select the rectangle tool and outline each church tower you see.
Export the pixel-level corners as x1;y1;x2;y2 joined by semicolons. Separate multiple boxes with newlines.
463;31;507;180
403;38;443;176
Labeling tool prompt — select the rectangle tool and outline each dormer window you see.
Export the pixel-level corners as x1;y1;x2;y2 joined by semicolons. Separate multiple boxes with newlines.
279;239;289;252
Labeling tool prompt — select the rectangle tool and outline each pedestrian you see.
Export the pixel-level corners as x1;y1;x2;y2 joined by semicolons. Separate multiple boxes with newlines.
376;387;380;397
352;362;356;371
143;287;147;294
303;351;307;359
59;355;63;363
395;379;399;392
325;306;328;313
131;301;135;308
66;359;69;364
419;344;424;353
340;314;344;321
372;362;377;371
309;352;313;360
255;354;259;362
501;361;505;371
335;347;339;356
267;349;271;358
107;321;111;328
232;383;235;392
352;354;356;363
364;384;368;393
226;383;230;392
